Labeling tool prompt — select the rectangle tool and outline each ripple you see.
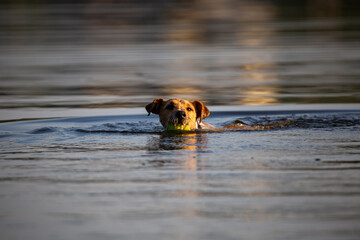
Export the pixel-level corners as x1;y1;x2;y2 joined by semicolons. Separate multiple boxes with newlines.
73;121;163;134
232;113;360;130
29;127;59;134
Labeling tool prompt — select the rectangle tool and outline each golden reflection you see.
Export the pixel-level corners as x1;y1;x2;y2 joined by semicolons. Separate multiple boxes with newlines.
147;133;206;217
161;84;204;99
238;61;280;105
240;87;279;105
234;2;280;106
174;134;198;171
146;132;277;221
163;0;282;106
167;28;202;43
170;133;203;217
242;62;275;71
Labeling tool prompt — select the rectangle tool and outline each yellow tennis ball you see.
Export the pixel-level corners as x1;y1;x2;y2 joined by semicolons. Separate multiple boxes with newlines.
165;124;191;131
182;125;191;131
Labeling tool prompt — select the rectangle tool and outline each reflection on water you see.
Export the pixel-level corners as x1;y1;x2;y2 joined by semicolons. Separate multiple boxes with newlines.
149;133;206;207
1;1;360;239
0;110;360;239
0;0;359;109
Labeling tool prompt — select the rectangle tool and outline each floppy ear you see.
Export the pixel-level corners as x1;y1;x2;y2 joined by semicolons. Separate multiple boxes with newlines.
145;98;165;116
192;100;210;122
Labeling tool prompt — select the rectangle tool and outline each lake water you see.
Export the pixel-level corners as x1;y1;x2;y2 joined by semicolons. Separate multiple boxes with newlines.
0;1;360;240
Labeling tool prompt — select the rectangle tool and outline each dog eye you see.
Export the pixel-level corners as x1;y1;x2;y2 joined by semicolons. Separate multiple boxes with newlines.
187;107;192;111
166;105;174;110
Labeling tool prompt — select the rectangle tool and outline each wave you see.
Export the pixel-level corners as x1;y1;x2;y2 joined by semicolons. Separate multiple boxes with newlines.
24;112;360;136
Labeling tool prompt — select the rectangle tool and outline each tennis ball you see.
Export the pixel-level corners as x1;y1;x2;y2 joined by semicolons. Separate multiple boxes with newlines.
165;124;191;131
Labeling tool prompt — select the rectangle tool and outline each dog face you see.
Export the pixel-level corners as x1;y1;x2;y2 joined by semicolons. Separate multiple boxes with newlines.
146;98;210;130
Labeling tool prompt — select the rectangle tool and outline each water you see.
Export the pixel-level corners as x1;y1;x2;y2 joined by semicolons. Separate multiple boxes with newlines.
1;1;359;109
1;1;360;240
1;109;360;240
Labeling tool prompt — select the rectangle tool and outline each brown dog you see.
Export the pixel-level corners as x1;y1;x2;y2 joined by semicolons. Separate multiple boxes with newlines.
146;98;214;130
146;98;293;131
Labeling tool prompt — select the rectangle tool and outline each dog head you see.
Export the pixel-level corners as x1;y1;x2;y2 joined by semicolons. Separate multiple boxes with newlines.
146;98;210;130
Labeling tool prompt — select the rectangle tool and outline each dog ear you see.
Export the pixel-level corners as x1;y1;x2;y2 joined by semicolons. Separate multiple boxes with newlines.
145;98;165;116
192;100;210;122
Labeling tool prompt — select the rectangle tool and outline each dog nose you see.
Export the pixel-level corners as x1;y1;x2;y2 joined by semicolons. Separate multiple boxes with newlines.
176;111;186;119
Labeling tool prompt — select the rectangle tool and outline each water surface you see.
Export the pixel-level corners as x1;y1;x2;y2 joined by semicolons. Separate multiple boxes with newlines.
1;1;360;240
0;1;359;109
1;107;360;240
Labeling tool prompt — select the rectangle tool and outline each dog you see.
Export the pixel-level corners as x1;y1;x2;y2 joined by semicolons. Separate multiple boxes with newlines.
145;98;214;130
146;98;293;131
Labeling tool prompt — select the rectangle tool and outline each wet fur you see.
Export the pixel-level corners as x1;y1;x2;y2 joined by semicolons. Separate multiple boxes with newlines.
146;98;210;130
146;98;292;131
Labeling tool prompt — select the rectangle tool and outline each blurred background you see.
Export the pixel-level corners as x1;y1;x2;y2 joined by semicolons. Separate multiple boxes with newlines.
0;0;359;110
